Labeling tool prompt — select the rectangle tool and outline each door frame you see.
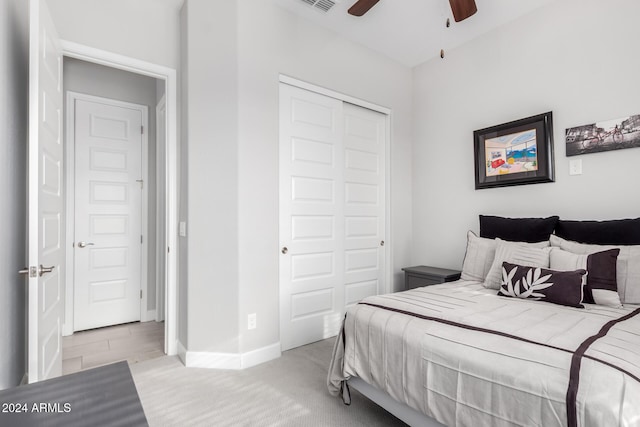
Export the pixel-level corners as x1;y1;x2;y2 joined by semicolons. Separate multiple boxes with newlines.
64;92;149;333
61;41;179;356
155;94;167;322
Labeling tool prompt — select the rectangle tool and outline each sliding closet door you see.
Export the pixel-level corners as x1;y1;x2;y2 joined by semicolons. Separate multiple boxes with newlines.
342;102;386;317
279;83;386;351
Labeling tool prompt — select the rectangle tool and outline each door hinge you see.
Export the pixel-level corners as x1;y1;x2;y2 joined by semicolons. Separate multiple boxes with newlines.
141;125;144;134
140;290;143;299
141;235;144;244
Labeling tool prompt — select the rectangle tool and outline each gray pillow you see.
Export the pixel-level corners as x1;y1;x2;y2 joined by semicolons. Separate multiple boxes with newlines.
484;239;552;290
550;235;640;304
461;231;496;282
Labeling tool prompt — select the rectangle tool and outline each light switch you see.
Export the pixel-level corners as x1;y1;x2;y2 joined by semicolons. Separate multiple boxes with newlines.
569;159;582;175
179;221;187;237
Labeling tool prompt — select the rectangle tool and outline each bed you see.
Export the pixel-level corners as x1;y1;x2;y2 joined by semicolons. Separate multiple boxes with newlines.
327;216;640;427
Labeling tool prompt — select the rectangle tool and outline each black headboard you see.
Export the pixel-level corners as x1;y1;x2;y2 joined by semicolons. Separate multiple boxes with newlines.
555;218;640;245
479;215;640;245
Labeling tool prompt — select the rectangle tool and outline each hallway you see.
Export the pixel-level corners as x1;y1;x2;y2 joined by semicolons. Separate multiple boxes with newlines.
62;321;164;375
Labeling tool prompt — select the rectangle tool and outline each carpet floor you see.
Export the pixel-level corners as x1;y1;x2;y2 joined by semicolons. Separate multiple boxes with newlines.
129;338;407;427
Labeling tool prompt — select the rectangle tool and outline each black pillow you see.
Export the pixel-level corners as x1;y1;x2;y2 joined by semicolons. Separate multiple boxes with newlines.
555;218;640;245
479;215;559;243
498;262;586;308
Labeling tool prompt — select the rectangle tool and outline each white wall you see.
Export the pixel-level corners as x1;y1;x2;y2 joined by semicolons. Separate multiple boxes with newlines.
178;0;413;358
47;0;181;69
235;1;413;354
0;0;29;389
412;0;640;270
182;0;241;353
63;58;161;314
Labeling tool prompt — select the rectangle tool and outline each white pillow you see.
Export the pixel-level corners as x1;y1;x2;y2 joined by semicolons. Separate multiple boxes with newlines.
484;239;552;290
550;235;640;304
461;231;496;282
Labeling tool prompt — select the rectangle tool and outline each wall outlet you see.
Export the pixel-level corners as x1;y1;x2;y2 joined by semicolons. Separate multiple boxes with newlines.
569;159;582;175
248;313;257;330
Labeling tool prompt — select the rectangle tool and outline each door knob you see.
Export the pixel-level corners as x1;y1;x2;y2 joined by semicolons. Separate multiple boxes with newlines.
380;240;385;246
281;247;288;254
19;265;54;277
77;241;95;248
38;265;55;277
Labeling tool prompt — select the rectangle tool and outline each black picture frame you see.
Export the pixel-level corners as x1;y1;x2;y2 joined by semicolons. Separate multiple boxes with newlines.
474;111;555;190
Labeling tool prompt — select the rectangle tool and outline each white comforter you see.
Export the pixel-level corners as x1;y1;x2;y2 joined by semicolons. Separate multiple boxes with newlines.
327;280;640;427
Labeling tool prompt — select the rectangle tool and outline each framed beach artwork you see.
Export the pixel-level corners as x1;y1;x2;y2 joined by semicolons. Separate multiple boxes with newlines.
565;114;640;157
474;112;555;190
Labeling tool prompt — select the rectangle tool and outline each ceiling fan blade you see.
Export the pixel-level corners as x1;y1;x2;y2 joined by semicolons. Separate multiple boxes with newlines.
348;0;380;17
449;0;477;22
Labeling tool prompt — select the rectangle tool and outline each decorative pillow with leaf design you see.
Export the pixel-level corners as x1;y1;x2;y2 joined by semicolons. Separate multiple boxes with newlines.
498;262;586;308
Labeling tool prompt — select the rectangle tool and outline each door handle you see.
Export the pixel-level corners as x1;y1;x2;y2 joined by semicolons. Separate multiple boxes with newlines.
77;241;95;248
38;265;55;277
19;267;36;277
19;265;54;277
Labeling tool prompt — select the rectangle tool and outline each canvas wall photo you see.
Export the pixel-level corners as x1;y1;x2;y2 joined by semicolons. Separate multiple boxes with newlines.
485;129;538;177
565;114;640;156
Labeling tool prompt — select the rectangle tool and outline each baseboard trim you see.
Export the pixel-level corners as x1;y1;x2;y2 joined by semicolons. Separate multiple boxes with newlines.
183;342;281;370
20;372;28;386
241;342;281;369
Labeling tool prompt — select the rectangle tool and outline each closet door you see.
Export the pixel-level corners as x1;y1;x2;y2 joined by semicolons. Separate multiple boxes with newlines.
342;102;386;317
279;84;386;351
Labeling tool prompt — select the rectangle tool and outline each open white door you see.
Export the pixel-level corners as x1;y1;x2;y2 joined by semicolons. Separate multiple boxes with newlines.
26;0;64;382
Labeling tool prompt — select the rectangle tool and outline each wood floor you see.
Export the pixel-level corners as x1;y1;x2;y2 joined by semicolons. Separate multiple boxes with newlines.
62;321;165;375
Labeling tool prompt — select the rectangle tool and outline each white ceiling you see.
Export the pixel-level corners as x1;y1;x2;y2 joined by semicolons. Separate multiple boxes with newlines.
272;0;556;67
152;0;185;10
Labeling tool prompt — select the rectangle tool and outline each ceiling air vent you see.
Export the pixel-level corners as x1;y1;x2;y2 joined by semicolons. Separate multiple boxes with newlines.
299;0;337;13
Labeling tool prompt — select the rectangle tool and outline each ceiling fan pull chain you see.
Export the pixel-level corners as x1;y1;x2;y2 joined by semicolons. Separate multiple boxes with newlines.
439;6;449;60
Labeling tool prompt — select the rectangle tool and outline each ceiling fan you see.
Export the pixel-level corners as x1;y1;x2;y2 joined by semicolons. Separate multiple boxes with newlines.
348;0;477;22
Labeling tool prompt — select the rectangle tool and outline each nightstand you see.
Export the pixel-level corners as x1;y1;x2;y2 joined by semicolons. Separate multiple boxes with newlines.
401;265;462;290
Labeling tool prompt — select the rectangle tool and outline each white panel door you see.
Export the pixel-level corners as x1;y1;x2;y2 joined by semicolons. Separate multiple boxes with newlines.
73;99;143;331
343;102;386;310
27;0;64;383
279;84;386;351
